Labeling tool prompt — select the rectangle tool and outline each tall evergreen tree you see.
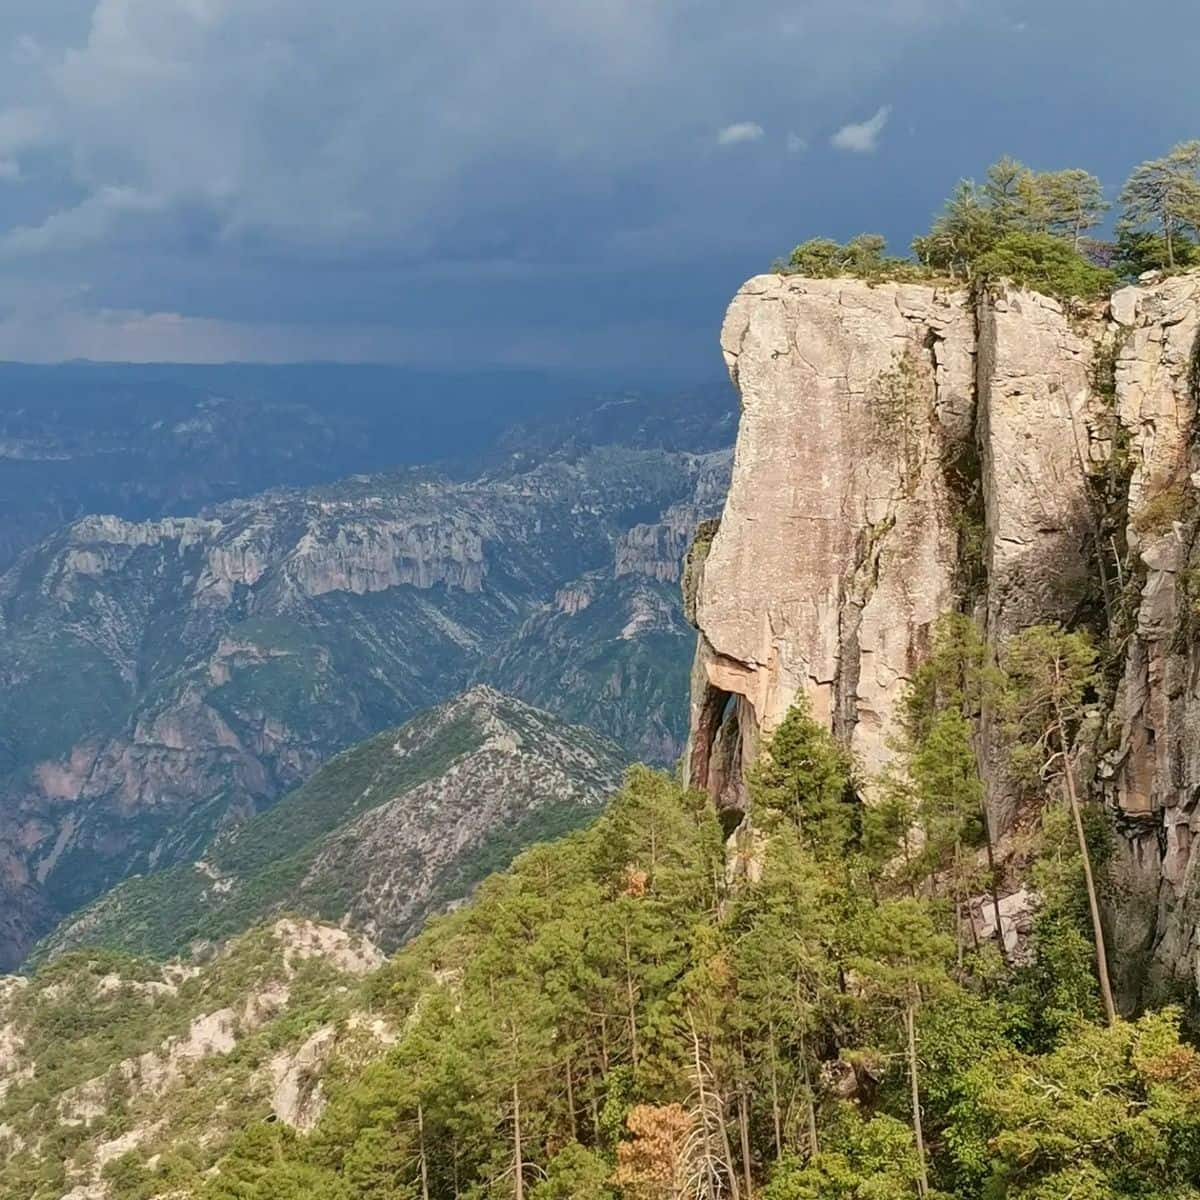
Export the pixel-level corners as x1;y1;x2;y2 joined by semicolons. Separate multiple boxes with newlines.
1119;141;1200;268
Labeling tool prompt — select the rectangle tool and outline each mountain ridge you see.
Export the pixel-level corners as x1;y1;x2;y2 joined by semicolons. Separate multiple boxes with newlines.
32;686;628;966
0;423;730;968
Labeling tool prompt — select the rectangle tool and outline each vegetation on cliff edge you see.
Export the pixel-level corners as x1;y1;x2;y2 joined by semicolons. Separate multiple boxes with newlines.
95;622;1193;1200
778;143;1200;300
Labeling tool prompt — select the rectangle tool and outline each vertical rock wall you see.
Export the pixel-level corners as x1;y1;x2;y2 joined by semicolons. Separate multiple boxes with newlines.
686;267;1200;1005
976;289;1101;637
686;275;974;811
1099;273;1200;1002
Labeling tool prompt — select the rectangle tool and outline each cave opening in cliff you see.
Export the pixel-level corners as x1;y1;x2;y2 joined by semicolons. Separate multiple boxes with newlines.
691;684;746;831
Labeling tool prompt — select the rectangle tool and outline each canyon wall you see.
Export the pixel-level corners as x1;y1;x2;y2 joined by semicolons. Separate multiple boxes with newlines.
686;268;1200;1000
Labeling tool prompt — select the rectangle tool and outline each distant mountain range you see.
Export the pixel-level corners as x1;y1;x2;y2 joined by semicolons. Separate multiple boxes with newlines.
0;370;733;968
0;361;728;568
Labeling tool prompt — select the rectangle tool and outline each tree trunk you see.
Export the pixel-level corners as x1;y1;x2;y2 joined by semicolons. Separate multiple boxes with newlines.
904;1000;930;1200
417;1101;431;1200
1063;759;1118;1024
718;1098;742;1200
767;1022;783;1162
513;1081;524;1200
690;1018;740;1200
954;839;964;969
624;922;640;1069
1049;660;1116;1025
738;1088;753;1199
971;720;1008;964
566;1057;577;1142
799;1031;819;1159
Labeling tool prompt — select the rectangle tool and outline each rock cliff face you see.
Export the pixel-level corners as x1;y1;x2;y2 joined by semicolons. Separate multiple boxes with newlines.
688;276;974;812
686;269;1200;1001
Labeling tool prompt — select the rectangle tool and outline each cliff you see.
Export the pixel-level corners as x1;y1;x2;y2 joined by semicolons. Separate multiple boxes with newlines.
686;269;1200;1000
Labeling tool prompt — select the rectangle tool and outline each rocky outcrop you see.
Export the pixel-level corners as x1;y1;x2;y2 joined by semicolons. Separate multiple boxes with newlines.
976;288;1101;637
687;275;974;810
1096;272;1200;1005
686;268;1200;1004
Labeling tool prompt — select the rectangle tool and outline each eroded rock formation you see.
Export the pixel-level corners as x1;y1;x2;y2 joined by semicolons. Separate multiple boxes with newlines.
686;268;1200;1002
687;275;974;811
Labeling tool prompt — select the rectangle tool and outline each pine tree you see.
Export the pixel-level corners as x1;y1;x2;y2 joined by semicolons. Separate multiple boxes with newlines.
1000;624;1115;1024
1038;168;1109;249
1119;141;1200;269
849;900;956;1199
748;696;856;859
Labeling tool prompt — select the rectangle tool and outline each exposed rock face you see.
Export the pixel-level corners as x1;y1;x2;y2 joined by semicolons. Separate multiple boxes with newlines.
686;268;1200;1005
688;275;974;809
1096;272;1200;1005
976;288;1101;637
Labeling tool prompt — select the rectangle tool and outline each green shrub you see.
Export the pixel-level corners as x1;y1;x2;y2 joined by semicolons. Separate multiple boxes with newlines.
974;231;1117;300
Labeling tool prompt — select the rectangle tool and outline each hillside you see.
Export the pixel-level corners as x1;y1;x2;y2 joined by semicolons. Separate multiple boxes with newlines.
0;433;729;969
32;688;627;964
0;918;395;1200
9;760;1200;1200
6;264;1199;1200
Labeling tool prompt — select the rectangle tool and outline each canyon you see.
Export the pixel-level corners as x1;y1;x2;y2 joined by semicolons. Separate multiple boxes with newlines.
0;396;731;969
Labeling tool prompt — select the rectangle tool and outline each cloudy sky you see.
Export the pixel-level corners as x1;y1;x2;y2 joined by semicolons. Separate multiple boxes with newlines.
0;0;1196;371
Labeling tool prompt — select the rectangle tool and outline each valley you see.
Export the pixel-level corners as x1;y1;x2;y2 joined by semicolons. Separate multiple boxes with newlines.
0;383;733;968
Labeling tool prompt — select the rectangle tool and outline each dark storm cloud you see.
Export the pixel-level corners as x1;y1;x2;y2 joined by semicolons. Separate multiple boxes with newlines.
0;0;1196;364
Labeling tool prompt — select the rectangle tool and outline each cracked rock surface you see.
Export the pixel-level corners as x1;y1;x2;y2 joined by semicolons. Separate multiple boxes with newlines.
688;269;1200;1008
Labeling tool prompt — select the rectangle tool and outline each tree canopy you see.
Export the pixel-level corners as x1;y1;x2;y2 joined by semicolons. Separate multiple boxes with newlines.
779;144;1200;297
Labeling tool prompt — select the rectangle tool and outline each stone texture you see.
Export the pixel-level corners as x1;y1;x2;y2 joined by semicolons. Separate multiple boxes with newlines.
688;274;974;805
688;267;1200;1008
1113;272;1200;550
1097;272;1200;1005
976;288;1101;637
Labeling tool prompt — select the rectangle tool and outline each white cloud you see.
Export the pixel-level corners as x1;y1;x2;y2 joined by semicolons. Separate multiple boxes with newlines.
0;187;163;257
830;104;892;153
0;6;937;256
0;159;19;181
0;107;47;155
785;131;808;154
12;34;43;65
716;121;765;146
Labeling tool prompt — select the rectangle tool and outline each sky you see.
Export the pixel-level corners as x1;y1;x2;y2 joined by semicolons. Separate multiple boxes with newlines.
0;0;1196;372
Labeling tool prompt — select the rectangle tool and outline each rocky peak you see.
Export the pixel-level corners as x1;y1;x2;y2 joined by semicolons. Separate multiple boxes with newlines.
687;275;974;810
